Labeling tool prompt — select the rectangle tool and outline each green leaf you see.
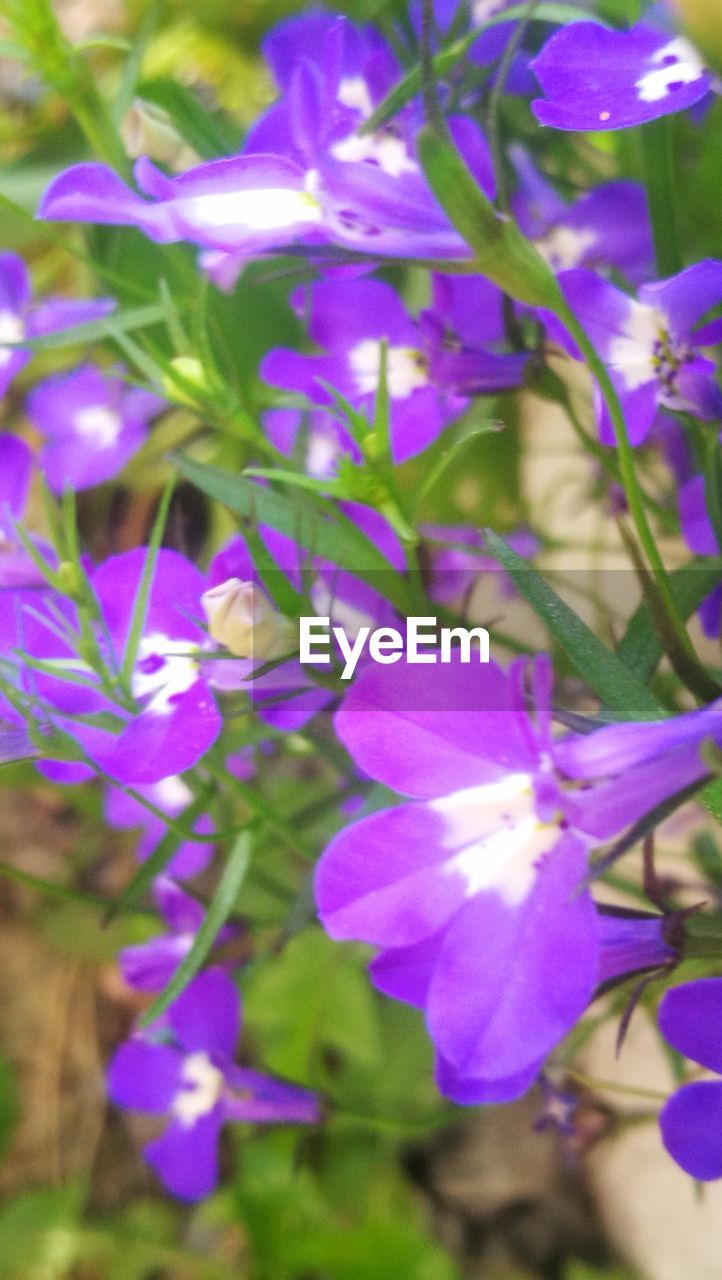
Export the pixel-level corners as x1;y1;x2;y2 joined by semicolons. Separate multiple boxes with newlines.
617;559;722;682
107;782;215;919
136;77;240;159
14;303;169;351
417;127;563;308
173;455;412;614
139;829;252;1027
244;928;382;1082
484;530;666;719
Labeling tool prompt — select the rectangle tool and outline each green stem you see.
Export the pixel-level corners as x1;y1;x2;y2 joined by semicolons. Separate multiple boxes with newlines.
559;301;696;662
640;117;682;278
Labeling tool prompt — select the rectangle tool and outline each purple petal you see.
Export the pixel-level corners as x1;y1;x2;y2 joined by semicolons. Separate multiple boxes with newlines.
680;475;719;555
436;1053;543;1104
333;657;538;798
225;1067;320;1124
660;1081;722;1181
145;1109;223;1200
166;968;240;1059
107;1038;182;1112
26;295;116;338
532;23;710;132
0;433;32;529
0;252;30;312
100;680;222;785
426;833;596;1080
119;934;193;993
659;979;722;1072
38;163;177;239
640;259;722;337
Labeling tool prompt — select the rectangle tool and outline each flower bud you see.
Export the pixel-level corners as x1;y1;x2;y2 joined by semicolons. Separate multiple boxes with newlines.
201;578;291;660
120;99;200;171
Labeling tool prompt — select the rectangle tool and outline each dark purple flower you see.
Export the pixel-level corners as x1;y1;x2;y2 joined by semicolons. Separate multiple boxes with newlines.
532;22;712;132
25;363;165;492
3;548;223;786
659;979;722;1180
0;251;115;396
108;968;319;1200
119;877;242;992
315;657;722;1103
549;261;722;445
511;148;653;284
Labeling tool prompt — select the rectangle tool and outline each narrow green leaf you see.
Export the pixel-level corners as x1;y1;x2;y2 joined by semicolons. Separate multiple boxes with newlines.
617;559;722;682
484;529;666;719
120;475;176;686
13;303;169;351
173;455;412;613
107;783;215;919
136;77;240;159
417;128;563;308
139;830;252;1027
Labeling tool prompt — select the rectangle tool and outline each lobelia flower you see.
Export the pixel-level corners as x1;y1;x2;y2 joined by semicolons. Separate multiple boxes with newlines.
108;968;320;1200
510;147;653;284
119;877;243;992
25;363;166;492
547;260;722;445
0;251;115;398
531;20;713;132
38;15;495;269
658;979;722;1180
2;548;224;786
315;656;721;1103
263;275;527;468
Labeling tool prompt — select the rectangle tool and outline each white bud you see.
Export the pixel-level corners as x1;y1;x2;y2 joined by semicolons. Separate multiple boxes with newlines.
200;578;291;660
120;99;199;171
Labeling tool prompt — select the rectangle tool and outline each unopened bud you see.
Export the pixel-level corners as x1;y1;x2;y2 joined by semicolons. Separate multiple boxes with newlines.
120;99;200;171
162;356;209;407
201;578;292;660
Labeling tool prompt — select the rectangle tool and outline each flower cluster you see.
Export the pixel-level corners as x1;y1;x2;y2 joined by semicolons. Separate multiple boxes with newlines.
4;0;722;1224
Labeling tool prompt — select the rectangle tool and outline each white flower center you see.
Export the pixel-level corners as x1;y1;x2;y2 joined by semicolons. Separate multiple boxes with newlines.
348;339;429;398
330;131;418;178
177;186;323;233
536;225;597;272
149;774;193;811
636;37;705;103
131;632;198;715
337;76;375;116
0;310;24;369
431;774;553;908
172;1051;224;1127
73;404;123;448
608;300;665;390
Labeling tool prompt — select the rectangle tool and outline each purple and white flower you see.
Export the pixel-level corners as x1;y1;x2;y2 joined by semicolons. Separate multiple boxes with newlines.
532;21;713;132
0;252;115;397
550;260;722;445
108;968;319;1199
119;877;243;992
26;363;165;492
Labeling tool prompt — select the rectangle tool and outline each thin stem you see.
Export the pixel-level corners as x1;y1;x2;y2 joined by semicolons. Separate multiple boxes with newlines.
559;302;696;662
640;117;682;278
419;0;448;138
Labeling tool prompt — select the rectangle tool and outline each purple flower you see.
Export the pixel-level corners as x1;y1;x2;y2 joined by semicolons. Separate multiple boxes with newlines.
5;548;223;785
108;968;319;1200
315;657;722;1103
262;278;467;464
510;148;653;284
549;261;722;445
25;363;165;492
263;275;527;468
0;251;115;396
659;979;722;1180
532;21;712;132
119;877;242;992
0;433;54;590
